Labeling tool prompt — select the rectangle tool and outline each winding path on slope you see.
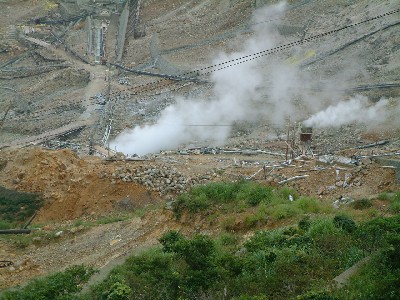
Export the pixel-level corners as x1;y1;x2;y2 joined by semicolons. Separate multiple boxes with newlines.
0;36;110;149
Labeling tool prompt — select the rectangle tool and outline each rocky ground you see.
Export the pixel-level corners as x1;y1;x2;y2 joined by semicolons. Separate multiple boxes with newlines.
0;0;399;292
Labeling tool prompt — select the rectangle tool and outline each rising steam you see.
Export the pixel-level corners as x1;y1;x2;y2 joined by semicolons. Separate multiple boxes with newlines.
303;95;389;128
111;2;289;156
110;1;391;156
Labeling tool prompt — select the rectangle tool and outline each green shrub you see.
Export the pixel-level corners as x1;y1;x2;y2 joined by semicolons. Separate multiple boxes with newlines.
389;192;400;213
222;215;237;231
333;215;357;233
217;233;240;248
244;214;262;229
275;186;298;202
378;192;391;201
173;182;276;218
336;253;400;300
294;197;322;213
356;215;400;252
196;182;240;203
0;219;12;230
244;227;311;253
103;281;132;300
0;185;43;223
232;295;269;300
269;203;301;220
174;192;210;215
298;216;311;231
351;198;373;210
244;229;284;252
159;230;185;253
297;290;338;299
2;265;95;299
88;250;180;300
307;218;340;239
236;184;273;206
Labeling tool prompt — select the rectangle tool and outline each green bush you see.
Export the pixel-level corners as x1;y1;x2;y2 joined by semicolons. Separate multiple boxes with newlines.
351;198;373;210
340;214;400;298
333;215;357;233
90;250;180;300
2;265;95;300
298;216;311;231
83;216;400;300
268;203;301;220
244;229;285;252
0;185;43;223
307;218;341;240
294;197;322;213
103;281;132;300
232;295;269;300
173;182;277;218
159;230;185;253
244;227;311;253
173;192;211;215
275;186;298;202
378;192;391;201
297;290;338;300
0;219;12;230
336;254;400;300
236;184;273;206
389;192;400;213
356;215;400;252
217;233;240;248
195;182;240;203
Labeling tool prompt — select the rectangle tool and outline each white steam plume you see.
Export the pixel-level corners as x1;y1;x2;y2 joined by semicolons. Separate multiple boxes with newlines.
111;2;288;156
110;1;370;156
303;95;389;128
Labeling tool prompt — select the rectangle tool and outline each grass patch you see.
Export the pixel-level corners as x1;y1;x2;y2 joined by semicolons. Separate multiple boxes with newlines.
307;218;341;240
0;219;12;230
275;186;298;202
0;185;43;224
1;265;96;299
378;192;392;201
293;197;323;213
389;192;400;213
96;213;132;225
267;203;301;220
173;182;293;219
350;198;373;210
236;184;273;206
173;182;338;227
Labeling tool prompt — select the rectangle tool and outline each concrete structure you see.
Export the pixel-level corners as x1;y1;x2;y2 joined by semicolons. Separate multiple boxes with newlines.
82;0;130;64
375;157;400;183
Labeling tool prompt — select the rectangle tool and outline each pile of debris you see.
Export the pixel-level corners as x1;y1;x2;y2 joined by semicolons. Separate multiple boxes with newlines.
111;164;218;196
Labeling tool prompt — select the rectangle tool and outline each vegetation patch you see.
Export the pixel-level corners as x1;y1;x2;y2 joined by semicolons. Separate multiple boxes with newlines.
4;209;400;299
0;185;43;227
1;265;95;300
173;182;302;218
81;213;400;300
350;198;373;210
389;192;400;213
173;182;335;232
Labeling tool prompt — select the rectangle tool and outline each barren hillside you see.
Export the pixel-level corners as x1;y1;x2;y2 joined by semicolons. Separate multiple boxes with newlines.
0;0;399;293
